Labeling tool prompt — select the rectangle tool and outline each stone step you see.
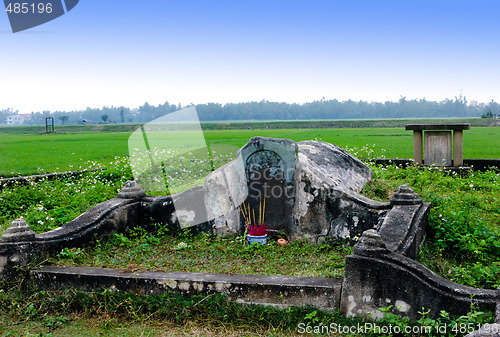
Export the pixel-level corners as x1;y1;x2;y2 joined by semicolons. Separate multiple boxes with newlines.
31;266;342;310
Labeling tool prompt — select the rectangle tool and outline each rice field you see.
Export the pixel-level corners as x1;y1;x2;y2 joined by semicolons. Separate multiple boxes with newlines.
0;123;498;177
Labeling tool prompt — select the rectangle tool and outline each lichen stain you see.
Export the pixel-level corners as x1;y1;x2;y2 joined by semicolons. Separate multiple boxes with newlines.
395;300;410;313
158;279;177;289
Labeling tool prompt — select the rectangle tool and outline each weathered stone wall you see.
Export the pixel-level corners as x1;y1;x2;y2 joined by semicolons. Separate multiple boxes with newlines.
293;187;390;244
204;156;247;236
0;182;148;281
292;140;376;243
376;185;430;259
142;192;212;235
340;230;498;320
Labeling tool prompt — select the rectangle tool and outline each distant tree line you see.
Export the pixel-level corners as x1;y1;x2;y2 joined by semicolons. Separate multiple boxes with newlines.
196;96;499;121
1;96;499;125
0;108;16;124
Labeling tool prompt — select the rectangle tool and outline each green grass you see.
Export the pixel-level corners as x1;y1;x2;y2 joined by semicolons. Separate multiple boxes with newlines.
203;126;500;160
0;314;300;336
1;124;499;177
0;132;131;177
49;227;351;278
0;159;132;234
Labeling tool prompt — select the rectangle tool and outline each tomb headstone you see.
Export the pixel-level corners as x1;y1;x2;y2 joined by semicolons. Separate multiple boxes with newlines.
424;131;452;166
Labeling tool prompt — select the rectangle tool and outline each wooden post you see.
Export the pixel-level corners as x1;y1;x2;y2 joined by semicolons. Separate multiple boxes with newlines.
453;130;464;167
413;130;423;165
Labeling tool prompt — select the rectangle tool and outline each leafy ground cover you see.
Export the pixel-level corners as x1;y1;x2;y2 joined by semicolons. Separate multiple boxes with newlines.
49;227;351;278
0;314;304;337
0;158;132;234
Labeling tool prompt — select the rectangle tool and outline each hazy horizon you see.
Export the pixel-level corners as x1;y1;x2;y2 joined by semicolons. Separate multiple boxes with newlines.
2;1;500;114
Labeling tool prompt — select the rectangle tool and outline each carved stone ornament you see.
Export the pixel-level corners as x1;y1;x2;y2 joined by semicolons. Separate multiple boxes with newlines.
390;185;423;205
117;181;146;200
353;229;389;255
0;217;35;242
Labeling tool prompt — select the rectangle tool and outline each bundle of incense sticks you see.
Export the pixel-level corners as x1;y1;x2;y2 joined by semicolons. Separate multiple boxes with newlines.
240;197;266;225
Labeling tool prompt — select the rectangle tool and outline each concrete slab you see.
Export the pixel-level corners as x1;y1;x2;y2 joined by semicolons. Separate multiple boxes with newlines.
31;266;342;310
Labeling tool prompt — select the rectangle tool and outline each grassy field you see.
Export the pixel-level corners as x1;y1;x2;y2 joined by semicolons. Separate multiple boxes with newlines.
1;123;499;177
0;132;131;177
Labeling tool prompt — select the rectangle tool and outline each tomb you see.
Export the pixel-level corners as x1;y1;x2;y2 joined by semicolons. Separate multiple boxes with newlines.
1;137;497;324
406;123;471;166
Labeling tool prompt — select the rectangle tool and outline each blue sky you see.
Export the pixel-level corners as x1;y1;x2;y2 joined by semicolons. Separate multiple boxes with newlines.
1;0;500;114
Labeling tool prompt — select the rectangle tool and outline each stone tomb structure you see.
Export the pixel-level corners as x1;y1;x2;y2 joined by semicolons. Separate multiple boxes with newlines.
199;137;429;251
406;123;471;166
1;137;498;326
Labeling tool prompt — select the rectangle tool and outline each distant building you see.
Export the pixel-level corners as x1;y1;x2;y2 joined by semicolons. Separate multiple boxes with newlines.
6;114;31;125
78;119;94;124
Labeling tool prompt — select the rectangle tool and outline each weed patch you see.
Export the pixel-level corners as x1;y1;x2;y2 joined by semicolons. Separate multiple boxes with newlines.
0;158;133;234
50;225;351;278
0;283;494;336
